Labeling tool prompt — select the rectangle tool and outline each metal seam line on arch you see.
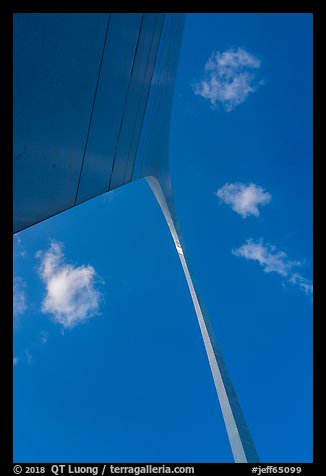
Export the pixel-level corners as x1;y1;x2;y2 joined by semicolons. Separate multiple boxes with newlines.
74;14;111;206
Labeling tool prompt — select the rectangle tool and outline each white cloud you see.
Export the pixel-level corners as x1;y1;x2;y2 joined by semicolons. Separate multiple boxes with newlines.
37;241;102;329
232;239;294;276
216;182;271;218
193;47;263;111
13;277;27;317
14;233;26;257
288;272;313;296
13;357;19;366
233;239;312;296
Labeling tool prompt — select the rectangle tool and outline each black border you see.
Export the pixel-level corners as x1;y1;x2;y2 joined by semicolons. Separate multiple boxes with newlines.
2;0;320;473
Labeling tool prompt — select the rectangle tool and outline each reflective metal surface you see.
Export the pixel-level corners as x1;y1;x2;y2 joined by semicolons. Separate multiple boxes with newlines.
14;13;259;462
147;177;259;463
14;14;110;231
14;13;171;231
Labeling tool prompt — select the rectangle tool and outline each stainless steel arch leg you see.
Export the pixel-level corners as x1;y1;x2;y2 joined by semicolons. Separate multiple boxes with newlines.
146;176;259;463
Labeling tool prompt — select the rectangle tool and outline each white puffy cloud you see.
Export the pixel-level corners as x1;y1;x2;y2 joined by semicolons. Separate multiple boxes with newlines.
193;47;263;111
233;239;312;296
37;241;102;329
216;182;271;218
13;277;27;317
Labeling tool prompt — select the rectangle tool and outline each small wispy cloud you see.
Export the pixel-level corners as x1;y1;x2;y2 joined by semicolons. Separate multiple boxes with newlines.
13;357;19;366
25;348;32;365
13;277;27;317
40;331;49;345
37;241;102;329
193;47;264;111
14;233;26;257
288;272;313;296
233;239;296;276
233;239;312;296
216;182;271;218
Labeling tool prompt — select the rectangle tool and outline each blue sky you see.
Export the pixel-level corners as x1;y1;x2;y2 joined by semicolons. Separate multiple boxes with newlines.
13;13;313;463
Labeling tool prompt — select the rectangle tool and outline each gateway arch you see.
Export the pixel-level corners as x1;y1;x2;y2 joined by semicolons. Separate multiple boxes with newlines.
14;13;259;463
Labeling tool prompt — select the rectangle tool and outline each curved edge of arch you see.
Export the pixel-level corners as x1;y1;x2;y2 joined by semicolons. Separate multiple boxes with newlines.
146;175;260;463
